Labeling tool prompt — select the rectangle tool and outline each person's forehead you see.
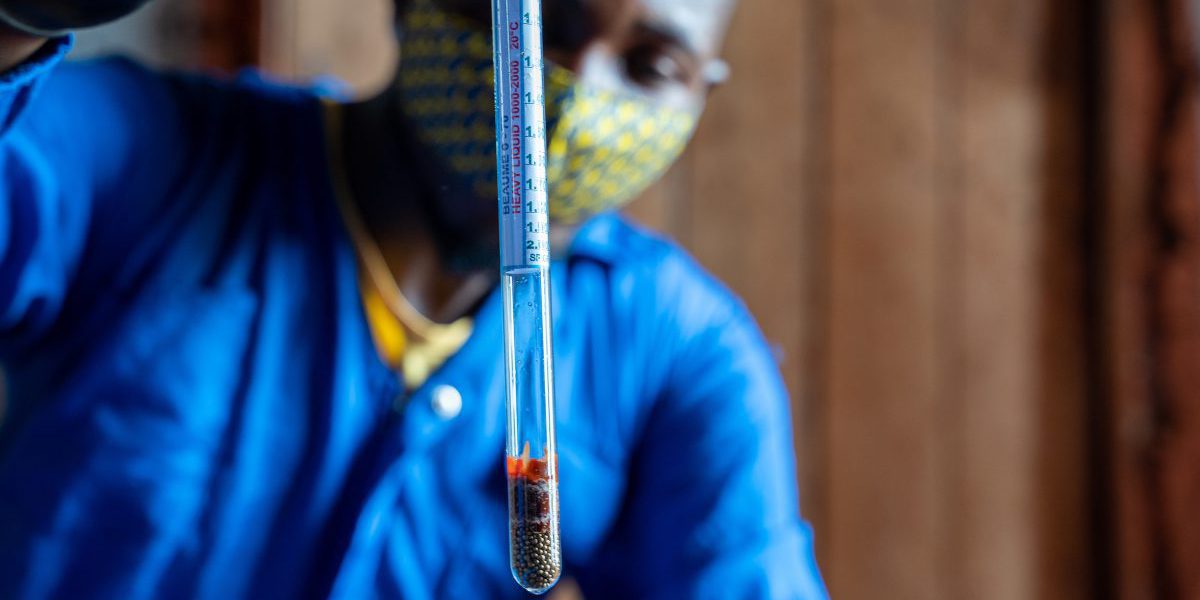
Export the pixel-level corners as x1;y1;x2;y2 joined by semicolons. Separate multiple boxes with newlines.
638;0;734;56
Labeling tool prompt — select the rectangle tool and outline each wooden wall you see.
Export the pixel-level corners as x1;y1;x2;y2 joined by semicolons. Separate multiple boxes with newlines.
644;0;1093;597
1105;0;1200;597
256;0;1100;597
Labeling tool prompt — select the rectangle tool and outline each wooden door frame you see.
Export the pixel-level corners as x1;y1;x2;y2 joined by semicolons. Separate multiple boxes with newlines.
197;0;261;70
1102;0;1200;596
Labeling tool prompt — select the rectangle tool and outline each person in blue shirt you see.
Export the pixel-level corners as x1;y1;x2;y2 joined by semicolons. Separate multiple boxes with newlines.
0;0;827;597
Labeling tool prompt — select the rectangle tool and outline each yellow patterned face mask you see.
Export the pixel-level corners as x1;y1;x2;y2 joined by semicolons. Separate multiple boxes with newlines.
397;0;699;224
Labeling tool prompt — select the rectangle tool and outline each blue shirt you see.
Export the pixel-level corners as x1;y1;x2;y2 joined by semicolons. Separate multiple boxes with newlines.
0;36;826;599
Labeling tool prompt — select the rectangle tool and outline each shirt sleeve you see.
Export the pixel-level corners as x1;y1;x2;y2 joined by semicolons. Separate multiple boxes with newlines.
579;254;829;599
0;35;75;351
0;37;205;357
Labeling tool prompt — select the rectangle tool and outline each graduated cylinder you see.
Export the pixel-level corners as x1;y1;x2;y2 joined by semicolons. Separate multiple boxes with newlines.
490;0;560;594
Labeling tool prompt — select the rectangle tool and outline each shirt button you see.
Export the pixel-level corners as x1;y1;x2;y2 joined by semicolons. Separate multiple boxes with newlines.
431;384;463;420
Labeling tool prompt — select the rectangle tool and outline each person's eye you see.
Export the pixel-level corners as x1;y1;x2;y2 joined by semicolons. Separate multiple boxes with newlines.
625;44;689;90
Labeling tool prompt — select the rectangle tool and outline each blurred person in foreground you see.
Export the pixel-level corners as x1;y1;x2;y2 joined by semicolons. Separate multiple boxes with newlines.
0;0;826;597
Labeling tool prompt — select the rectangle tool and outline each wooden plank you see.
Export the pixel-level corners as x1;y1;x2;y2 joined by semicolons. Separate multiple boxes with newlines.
259;0;396;93
1028;2;1092;597
1140;0;1200;595
955;1;1090;598
798;0;834;572
954;1;1041;596
1106;1;1170;597
824;0;949;597
198;0;262;70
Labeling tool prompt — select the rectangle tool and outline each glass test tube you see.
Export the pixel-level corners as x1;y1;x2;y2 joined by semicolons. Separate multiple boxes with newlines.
490;0;560;594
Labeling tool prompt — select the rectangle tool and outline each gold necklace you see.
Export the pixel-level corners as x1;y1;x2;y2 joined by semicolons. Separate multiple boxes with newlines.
322;100;442;341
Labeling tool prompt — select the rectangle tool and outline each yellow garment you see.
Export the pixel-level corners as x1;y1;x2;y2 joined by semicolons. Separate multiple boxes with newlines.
359;275;474;390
